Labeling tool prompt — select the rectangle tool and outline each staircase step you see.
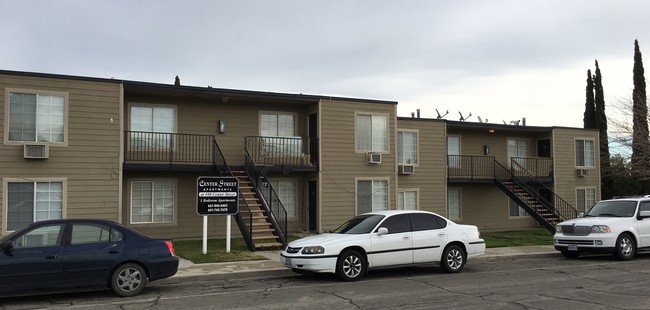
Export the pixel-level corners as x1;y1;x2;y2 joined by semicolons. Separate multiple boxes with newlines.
253;228;277;233
252;235;280;241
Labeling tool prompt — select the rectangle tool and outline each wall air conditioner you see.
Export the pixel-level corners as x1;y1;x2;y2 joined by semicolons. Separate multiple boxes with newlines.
24;144;49;159
400;165;415;175
367;153;382;164
576;168;589;177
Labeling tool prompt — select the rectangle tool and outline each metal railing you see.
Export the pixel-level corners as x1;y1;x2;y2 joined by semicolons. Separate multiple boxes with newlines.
448;155;554;180
244;149;288;245
511;157;553;178
244;136;316;166
510;160;577;221
125;131;214;163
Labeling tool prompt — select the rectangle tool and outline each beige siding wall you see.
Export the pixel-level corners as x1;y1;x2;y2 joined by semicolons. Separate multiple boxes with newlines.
319;99;397;232
396;119;447;215
552;127;601;212
0;74;122;234
447;127;551;162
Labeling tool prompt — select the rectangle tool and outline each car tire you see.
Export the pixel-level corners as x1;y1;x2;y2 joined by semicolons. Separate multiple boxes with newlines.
561;250;581;259
614;233;635;261
111;263;148;297
336;250;366;281
441;244;466;273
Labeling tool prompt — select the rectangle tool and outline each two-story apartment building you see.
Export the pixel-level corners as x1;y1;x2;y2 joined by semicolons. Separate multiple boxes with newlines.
1;69;600;251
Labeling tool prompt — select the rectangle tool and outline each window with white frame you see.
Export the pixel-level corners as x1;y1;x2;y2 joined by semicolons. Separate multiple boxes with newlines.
130;105;175;149
507;138;529;167
357;180;388;214
509;199;528;217
575;139;595;167
8;91;66;143
447;136;460;168
356;114;388;152
398;190;418;210
576;187;596;213
261;113;296;137
270;179;297;218
447;188;461;219
7;181;63;231
398;130;418;165
130;180;174;224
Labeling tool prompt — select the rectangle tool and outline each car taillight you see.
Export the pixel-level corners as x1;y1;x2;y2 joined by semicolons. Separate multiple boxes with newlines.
165;240;175;256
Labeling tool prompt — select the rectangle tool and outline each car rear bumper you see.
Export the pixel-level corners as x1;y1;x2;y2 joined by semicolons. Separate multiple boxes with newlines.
147;256;179;281
467;240;486;258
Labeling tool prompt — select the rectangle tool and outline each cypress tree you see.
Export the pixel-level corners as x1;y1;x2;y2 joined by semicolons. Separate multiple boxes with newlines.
593;60;611;198
584;69;595;129
632;39;649;178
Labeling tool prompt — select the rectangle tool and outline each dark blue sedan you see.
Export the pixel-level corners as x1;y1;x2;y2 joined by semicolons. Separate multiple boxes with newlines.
0;219;178;297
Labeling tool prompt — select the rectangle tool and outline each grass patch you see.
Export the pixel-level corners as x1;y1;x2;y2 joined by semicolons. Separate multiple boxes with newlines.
174;238;267;264
482;228;553;248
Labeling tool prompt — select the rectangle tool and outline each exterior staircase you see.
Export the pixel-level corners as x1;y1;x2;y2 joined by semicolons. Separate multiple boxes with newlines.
232;171;284;250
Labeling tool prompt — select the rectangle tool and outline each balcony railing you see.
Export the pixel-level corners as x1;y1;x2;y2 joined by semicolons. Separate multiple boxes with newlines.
244;136;317;167
125;131;215;164
448;155;553;181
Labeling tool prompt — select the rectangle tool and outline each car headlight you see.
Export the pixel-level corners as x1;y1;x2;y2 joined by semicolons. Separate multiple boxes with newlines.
555;226;563;233
301;246;325;254
590;225;611;233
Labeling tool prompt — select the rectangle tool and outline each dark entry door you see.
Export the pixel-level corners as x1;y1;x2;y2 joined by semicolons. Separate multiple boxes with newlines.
308;113;318;165
308;181;317;232
537;139;551;157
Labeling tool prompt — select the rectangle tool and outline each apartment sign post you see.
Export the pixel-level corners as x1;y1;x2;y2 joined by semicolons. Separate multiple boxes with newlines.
197;176;239;254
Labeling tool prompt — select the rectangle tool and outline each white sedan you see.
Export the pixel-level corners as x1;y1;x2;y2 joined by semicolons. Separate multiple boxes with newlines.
280;210;485;281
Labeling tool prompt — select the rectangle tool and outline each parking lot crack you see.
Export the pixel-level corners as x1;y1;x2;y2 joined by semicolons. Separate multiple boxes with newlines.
324;290;362;309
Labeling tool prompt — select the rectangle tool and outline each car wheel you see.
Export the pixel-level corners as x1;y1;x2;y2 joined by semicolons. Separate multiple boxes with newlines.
614;233;635;261
441;244;466;273
336;250;366;281
561;250;581;259
111;263;148;297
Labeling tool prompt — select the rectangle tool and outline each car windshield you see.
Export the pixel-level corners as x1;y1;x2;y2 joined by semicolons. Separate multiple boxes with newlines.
585;201;638;217
332;215;385;234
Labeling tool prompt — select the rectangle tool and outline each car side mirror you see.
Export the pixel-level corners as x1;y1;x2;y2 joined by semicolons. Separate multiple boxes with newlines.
1;240;14;252
577;212;585;218
377;227;388;235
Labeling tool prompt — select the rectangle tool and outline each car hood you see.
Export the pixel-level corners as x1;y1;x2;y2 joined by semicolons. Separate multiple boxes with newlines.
558;216;633;226
288;233;365;247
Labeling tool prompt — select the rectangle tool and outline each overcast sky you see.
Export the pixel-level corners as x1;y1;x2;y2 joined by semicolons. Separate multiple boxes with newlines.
2;0;650;127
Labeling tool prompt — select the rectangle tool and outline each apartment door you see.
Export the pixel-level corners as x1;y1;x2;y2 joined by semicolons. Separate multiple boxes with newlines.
308;113;318;165
538;139;551;157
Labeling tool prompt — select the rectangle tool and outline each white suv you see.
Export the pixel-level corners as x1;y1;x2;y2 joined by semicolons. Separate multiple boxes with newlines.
554;196;650;260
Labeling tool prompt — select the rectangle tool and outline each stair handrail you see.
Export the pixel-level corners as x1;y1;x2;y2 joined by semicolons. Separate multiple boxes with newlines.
213;139;255;251
243;148;288;245
493;161;559;232
510;159;577;221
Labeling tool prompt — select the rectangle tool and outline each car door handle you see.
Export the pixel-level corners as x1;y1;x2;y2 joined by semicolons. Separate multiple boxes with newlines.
438;233;446;237
46;255;58;259
403;236;410;239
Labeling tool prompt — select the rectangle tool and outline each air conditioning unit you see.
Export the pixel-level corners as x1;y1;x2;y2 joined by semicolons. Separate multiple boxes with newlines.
576;168;589;177
400;165;415;175
367;153;382;164
24;144;49;159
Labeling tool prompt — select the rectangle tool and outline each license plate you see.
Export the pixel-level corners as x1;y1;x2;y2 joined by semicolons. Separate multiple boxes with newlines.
281;257;292;267
568;244;578;251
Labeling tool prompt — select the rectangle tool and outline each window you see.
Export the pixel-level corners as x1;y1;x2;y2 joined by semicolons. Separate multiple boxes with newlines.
397;190;418;210
69;223;123;245
356;114;388;152
8;91;66;143
261;113;296;137
7;181;63;231
357;180;388;214
131;180;174;224
377;214;410;234
575;139;595;167
576;187;596;213
13;224;64;249
447;188;461;220
447;136;460;168
270;179;297;218
509;199;528;217
397;130;418;165
130;105;175;148
508;138;529;167
409;213;447;231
